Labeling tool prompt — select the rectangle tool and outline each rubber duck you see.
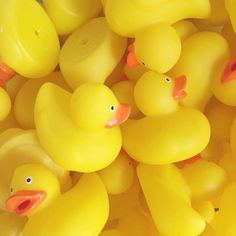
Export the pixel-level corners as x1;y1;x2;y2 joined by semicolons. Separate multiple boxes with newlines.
126;23;181;73
172;20;199;42
193;201;215;224
35;82;131;172
98;151;135;195
42;0;102;35
0;128;72;210
122;71;210;164
59;17;127;90
0;0;60;78
104;0;210;36
225;0;236;33
222;23;236;58
123;64;147;83
14;72;71;129
0;212;27;236
181;159;227;201
208;0;229;25
214;182;236;236
5;164;109;236
111;80;141;118
137;164;206;236
169;31;230;110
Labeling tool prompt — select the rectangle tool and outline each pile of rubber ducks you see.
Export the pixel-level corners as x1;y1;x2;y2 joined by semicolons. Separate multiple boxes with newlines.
1;0;236;235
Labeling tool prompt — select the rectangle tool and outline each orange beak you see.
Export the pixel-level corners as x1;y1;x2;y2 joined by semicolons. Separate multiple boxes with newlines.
127;44;139;68
106;104;131;128
0;63;15;88
172;75;187;100
5;190;46;216
221;59;236;84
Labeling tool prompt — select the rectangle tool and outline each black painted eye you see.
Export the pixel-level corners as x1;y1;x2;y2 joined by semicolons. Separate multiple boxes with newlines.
26;177;32;184
10;187;13;193
165;77;172;83
140;61;145;66
110;105;115;112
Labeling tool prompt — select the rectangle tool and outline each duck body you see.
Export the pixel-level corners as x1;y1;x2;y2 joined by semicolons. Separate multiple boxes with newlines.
35;83;127;172
122;107;210;164
104;0;210;36
22;173;108;236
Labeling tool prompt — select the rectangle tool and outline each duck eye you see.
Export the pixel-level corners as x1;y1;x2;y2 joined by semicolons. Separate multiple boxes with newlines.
10;187;13;193
140;60;145;66
26;177;32;184
165;77;172;83
110;105;115;112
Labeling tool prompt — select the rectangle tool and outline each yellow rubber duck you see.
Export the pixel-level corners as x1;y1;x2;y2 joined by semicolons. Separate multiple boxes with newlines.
137;164;206;236
222;23;236;58
5;164;109;236
169;31;230;110
126;23;181;73
0;212;27;236
35;82;131;172
0;128;72;210
225;0;236;33
42;0;102;35
59;17;127;90
104;0;210;36
0;0;60;78
122;71;210;164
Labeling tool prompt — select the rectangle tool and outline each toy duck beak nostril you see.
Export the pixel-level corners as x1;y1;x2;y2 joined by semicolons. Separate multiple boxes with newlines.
173;75;187;100
127;44;139;68
221;59;236;84
106;104;131;128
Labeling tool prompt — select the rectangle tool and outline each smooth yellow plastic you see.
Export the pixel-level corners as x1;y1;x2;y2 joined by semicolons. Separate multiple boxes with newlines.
123;64;147;83
0;0;60;78
134;23;181;73
215;182;236;236
169;32;230;110
0;128;72;210
104;0;210;36
0;110;19;133
193;201;215;224
35;82;124;172
222;23;236;58
122;71;210;164
100;229;123;236
181;160;227;201
191;19;222;33
6;75;28;101
0;87;11;122
137;164;205;236
111;81;140;118
208;0;229;25
225;0;236;33
98;152;134;195
172;20;199;42
0;212;27;236
43;0;102;35
10;165;109;236
59;17;127;90
230;118;236;156
14;72;70;129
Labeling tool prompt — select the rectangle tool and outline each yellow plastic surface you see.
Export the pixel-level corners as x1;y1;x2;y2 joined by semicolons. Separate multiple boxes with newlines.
134;23;181;73
14;72;70;129
10;166;109;236
170;32;230;110
104;0;210;36
98;152;134;195
35;82;123;172
59;17;127;90
0;129;71;210
100;229;123;236
123;64;147;83
193;201;215;224
0;0;60;78
222;23;236;58
137;164;205;236
225;0;236;33
0;88;11;122
43;0;102;35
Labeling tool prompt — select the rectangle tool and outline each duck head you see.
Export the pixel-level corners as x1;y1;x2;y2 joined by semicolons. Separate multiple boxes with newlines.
134;71;187;117
70;83;131;130
5;164;60;216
